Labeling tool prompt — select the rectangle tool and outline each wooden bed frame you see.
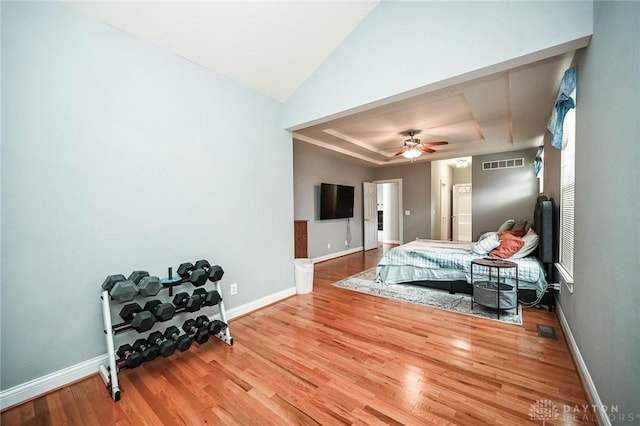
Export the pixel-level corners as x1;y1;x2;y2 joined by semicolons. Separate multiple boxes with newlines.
408;195;556;310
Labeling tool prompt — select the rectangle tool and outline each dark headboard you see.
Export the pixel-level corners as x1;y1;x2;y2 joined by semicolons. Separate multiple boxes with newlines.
532;195;554;264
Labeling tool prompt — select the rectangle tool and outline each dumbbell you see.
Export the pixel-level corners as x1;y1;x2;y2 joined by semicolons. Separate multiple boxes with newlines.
132;338;159;362
177;262;194;278
148;331;176;358
119;303;156;332
116;344;143;369
195;315;227;335
128;271;161;297
182;319;210;344
177;262;208;287
194;259;210;271
164;326;192;352
207;265;224;283
193;288;221;306
143;300;176;322
102;275;138;303
173;292;202;312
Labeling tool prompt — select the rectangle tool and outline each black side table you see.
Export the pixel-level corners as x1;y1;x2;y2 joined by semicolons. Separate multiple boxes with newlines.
471;258;519;319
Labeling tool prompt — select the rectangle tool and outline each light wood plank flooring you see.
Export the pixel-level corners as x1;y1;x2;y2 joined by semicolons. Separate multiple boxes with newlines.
2;246;596;425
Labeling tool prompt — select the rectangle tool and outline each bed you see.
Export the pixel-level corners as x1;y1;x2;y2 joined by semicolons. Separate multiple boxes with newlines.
375;196;555;309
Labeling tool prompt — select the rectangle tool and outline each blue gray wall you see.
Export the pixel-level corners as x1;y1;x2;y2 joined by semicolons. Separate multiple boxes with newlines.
557;2;639;419
1;2;293;390
293;141;374;259
472;148;540;237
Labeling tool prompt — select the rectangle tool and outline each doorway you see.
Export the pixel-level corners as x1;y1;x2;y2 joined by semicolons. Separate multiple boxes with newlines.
376;181;401;245
431;157;472;241
363;179;403;250
452;183;472;241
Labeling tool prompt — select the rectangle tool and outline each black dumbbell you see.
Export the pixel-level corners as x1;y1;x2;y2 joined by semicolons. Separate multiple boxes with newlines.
193;288;221;306
182;319;209;344
177;262;194;278
164;326;192;352
128;270;149;284
173;292;202;312
102;275;139;303
132;338;159;362
116;344;143;369
188;269;208;287
119;303;156;332
143;300;176;322
207;265;224;282
148;331;176;358
138;276;161;297
194;259;211;271
195;315;227;335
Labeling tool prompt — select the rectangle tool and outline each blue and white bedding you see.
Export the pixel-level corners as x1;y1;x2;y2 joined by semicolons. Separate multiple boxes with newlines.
375;239;547;296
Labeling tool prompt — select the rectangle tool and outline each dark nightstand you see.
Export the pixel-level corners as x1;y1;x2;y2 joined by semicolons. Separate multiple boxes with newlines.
471;258;519;319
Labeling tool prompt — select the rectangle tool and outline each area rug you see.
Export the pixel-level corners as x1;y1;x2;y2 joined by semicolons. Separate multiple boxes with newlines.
332;267;522;325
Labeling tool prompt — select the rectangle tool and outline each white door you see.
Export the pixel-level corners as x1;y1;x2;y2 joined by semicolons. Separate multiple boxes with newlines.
439;180;451;241
363;182;378;250
452;184;472;242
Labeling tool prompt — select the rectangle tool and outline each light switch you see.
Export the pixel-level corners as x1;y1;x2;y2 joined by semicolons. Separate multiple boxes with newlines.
405;210;411;216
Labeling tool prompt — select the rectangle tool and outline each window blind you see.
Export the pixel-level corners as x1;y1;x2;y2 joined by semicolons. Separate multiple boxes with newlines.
559;107;576;277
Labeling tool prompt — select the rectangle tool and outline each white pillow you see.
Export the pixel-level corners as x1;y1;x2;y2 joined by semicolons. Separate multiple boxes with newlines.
497;219;515;232
510;229;539;258
472;232;501;255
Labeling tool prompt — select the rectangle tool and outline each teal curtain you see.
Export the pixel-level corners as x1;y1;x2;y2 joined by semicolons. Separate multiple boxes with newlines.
547;67;577;150
534;145;544;176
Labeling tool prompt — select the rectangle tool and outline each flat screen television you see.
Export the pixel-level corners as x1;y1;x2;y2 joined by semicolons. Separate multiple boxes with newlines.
320;183;354;220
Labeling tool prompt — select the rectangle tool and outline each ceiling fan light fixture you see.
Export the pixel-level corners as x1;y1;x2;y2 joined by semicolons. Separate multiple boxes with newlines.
402;147;422;159
456;158;468;168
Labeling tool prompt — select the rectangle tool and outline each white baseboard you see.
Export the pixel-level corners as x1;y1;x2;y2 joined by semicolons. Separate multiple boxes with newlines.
0;354;109;411
312;246;363;263
0;286;297;411
223;286;296;319
556;303;610;426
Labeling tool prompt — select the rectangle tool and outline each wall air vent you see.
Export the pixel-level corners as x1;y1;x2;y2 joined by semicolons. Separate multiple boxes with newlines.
482;157;525;171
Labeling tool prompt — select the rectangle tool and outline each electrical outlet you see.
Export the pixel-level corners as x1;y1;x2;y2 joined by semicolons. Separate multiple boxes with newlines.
344;240;348;246
230;283;238;296
327;243;331;249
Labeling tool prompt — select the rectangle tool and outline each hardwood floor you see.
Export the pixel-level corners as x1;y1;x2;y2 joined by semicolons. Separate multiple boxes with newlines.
2;246;596;425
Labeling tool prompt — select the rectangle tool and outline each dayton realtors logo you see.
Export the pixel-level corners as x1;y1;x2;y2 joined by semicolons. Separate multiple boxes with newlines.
529;399;639;423
529;399;560;424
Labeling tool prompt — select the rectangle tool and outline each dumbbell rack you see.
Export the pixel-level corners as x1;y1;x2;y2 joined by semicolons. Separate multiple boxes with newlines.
98;272;233;402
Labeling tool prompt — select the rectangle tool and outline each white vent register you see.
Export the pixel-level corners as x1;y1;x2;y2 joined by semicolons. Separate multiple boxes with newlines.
482;157;524;171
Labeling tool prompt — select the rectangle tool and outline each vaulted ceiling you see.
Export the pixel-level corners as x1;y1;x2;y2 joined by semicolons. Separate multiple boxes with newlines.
63;1;576;166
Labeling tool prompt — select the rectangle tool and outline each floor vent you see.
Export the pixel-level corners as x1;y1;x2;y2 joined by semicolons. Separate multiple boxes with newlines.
536;324;558;340
482;157;524;171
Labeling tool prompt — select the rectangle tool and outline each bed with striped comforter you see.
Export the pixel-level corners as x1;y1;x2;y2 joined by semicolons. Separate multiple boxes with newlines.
375;239;547;296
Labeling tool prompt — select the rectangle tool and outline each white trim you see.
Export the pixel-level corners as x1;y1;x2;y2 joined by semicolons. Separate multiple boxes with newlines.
0;286;297;411
223;287;296;320
0;354;108;410
556;304;610;426
555;262;574;293
381;240;400;245
312;246;363;263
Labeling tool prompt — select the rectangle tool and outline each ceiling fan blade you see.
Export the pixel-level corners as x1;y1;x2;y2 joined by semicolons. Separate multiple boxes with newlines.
420;147;436;153
422;141;448;146
394;147;408;156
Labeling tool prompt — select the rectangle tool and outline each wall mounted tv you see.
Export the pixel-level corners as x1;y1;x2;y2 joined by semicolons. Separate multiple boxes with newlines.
320;183;355;220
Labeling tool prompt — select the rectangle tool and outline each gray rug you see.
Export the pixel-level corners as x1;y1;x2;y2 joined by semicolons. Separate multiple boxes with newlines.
333;267;522;325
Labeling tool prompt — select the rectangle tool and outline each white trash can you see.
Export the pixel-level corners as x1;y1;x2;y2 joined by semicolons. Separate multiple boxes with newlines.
294;258;314;294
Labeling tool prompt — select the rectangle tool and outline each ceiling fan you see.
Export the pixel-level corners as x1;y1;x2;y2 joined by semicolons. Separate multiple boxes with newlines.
394;130;448;160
